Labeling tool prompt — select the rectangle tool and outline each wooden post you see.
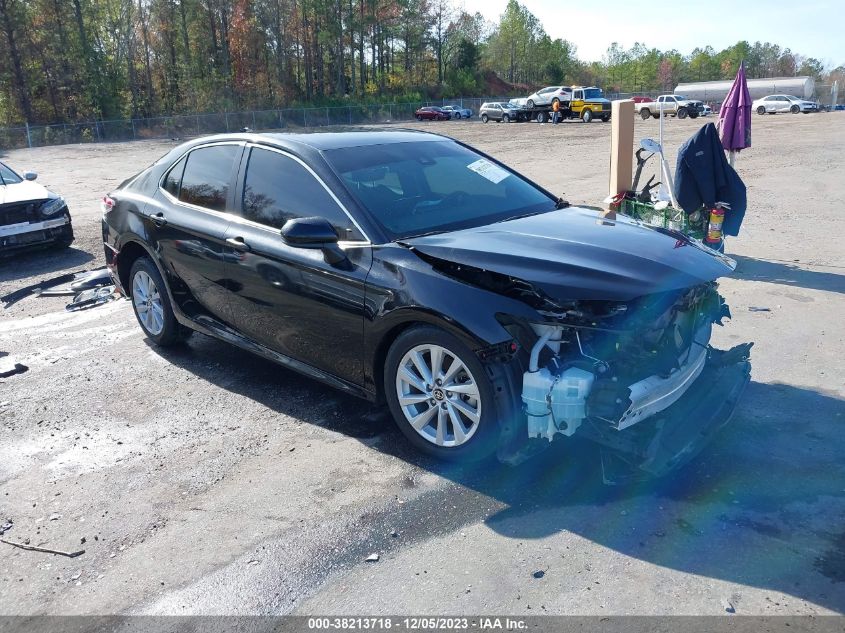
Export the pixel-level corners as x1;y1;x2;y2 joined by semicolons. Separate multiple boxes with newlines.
608;99;635;197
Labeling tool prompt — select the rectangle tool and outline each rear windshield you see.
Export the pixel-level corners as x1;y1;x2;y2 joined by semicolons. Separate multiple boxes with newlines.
324;141;556;240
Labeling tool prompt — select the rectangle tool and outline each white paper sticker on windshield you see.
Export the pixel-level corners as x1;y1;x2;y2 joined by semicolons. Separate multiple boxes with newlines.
467;159;510;184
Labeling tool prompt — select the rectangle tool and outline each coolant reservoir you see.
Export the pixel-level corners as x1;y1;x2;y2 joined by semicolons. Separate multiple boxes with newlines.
549;367;595;436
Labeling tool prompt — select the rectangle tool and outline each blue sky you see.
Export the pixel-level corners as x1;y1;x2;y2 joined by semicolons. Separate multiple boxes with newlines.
459;0;844;67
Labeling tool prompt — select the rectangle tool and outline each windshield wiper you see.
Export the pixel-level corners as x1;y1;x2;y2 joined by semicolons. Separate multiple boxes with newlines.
555;197;570;209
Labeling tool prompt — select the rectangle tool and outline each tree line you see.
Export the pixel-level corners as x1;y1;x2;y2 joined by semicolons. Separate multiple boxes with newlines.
0;0;839;125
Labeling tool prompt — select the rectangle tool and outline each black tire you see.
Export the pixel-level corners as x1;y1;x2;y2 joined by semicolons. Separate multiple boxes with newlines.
536;111;548;123
384;326;499;462
453;112;461;119
601;114;610;122
689;112;698;119
677;107;688;119
582;109;593;123
416;114;422;121
481;114;489;123
551;97;560;107
791;105;800;114
640;109;651;120
128;256;191;346
503;114;510;123
527;99;535;109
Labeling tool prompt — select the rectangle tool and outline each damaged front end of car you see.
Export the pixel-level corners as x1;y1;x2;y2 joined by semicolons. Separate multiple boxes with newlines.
412;245;752;482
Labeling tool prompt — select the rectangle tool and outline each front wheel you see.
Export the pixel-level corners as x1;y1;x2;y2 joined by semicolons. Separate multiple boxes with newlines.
453;112;461;119
503;114;510;123
582;109;593;123
384;326;498;461
129;257;191;346
527;99;535;109
677;107;688;119
481;114;489;123
791;105;800;114
415;114;422;121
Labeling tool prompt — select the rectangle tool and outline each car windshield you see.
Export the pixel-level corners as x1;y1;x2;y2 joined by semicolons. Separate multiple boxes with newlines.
325;141;556;240
0;161;23;185
674;95;687;101
584;88;603;99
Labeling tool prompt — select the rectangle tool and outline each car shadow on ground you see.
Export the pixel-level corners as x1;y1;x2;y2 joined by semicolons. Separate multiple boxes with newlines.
0;246;95;284
732;254;845;295
149;334;845;613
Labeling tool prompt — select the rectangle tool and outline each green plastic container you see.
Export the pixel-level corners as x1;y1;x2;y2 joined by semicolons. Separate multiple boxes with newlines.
621;199;706;240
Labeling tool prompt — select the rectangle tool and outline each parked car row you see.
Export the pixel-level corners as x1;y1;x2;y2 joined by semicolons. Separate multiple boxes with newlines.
414;105;474;121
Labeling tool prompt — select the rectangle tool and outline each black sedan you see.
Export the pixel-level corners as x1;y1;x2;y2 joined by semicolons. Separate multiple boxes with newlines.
102;130;751;475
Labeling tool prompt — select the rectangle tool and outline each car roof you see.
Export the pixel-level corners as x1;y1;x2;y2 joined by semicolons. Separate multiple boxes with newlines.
179;129;452;152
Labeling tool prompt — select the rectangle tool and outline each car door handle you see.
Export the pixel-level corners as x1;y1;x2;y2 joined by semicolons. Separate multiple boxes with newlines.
151;212;167;227
225;236;250;251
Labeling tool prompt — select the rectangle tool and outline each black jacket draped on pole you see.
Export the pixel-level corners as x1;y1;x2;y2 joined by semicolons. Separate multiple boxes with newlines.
674;123;747;236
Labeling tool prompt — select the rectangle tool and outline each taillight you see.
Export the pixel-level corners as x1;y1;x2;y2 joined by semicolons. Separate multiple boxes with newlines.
101;195;115;215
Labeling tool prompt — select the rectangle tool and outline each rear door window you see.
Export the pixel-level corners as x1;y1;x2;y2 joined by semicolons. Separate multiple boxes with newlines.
178;145;240;212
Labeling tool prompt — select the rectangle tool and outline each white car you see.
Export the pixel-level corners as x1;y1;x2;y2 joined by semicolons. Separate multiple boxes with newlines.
440;105;473;119
701;105;712;116
1;161;73;254
753;94;819;115
525;86;572;108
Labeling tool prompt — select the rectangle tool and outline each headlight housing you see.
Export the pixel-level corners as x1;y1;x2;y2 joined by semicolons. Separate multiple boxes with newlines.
39;197;66;217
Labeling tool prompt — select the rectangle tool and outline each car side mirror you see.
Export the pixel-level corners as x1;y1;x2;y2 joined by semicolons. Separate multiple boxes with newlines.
23;171;37;181
280;216;350;268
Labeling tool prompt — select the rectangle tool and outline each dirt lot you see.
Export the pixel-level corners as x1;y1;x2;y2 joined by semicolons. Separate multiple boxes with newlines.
1;113;844;616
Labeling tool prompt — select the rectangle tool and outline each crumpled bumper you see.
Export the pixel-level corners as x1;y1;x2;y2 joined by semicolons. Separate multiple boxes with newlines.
600;343;752;484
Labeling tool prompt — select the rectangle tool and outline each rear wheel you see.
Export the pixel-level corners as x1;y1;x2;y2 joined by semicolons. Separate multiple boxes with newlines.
536;111;548;123
481;114;489;123
640;109;651;120
129;257;190;347
385;326;498;461
757;106;766;115
582;109;593;123
601;114;610;122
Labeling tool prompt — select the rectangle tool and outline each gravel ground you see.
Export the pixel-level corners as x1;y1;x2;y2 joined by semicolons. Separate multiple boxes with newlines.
1;113;844;616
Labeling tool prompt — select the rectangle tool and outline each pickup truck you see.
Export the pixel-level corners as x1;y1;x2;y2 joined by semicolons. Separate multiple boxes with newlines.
636;94;704;120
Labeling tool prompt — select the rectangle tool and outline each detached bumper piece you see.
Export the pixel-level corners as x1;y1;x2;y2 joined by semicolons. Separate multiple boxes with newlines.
595;343;752;484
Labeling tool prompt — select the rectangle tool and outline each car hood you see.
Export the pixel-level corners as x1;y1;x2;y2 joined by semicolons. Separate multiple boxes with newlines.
586;98;612;105
402;207;736;302
0;180;50;205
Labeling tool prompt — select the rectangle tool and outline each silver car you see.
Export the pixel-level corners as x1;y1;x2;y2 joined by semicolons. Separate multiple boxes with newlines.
440;105;473;119
753;94;819;114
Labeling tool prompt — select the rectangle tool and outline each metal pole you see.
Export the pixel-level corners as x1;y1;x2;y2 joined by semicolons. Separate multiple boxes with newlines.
326;107;330;126
131;119;136;140
225;112;230;133
252;111;257;129
25;121;32;148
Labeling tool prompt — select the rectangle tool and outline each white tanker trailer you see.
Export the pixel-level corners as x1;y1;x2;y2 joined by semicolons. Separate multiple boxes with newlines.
674;76;815;102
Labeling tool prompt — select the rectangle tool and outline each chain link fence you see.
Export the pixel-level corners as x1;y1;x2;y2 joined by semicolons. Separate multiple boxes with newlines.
0;97;508;150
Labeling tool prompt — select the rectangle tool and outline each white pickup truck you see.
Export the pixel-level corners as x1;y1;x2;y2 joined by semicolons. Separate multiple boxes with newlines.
636;94;705;120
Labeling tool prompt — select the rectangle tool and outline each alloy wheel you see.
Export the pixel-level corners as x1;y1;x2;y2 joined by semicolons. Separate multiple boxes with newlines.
395;344;481;447
132;270;164;336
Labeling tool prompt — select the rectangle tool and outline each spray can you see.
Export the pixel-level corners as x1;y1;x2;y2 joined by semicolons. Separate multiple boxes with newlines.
705;207;725;245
